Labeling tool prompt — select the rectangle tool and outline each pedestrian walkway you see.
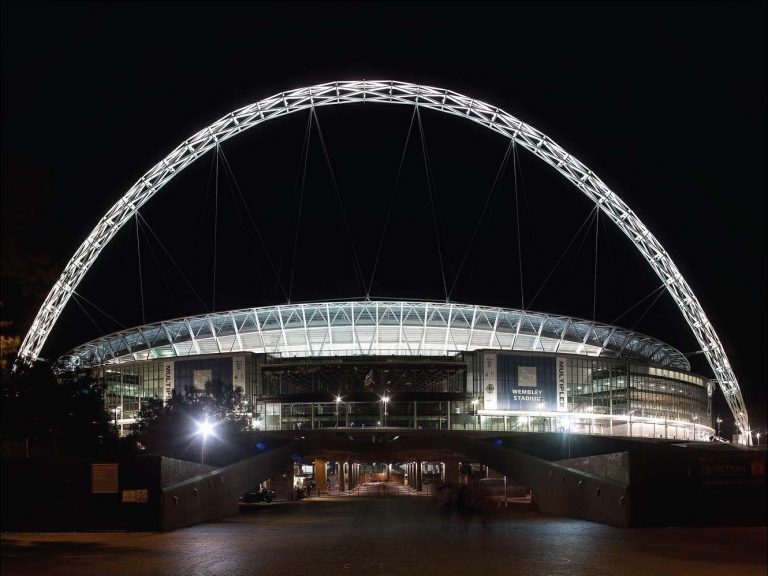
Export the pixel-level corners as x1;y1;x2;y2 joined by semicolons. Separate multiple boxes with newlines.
2;498;766;576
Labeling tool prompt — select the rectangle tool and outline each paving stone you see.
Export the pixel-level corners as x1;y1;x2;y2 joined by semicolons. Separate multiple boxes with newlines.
1;498;766;576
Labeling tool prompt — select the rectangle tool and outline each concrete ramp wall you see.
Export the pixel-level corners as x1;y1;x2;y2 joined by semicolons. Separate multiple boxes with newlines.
459;439;631;527
160;441;299;531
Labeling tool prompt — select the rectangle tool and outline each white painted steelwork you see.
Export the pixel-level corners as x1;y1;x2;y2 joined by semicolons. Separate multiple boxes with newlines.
55;301;689;370
16;80;749;436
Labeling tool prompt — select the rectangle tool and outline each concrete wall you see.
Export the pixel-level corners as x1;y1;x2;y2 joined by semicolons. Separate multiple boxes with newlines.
159;441;299;531
459;438;631;527
555;452;630;484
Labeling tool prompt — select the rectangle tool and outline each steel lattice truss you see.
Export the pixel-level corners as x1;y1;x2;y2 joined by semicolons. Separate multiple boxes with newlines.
56;301;691;371
16;80;749;436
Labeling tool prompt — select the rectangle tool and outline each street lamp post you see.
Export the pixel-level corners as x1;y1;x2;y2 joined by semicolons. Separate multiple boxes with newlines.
756;432;762;446
716;416;723;437
381;395;390;427
113;406;121;437
335;396;342;428
196;415;216;465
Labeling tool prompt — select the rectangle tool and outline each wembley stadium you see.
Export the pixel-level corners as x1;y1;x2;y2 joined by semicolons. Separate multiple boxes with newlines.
17;80;746;443
56;300;714;440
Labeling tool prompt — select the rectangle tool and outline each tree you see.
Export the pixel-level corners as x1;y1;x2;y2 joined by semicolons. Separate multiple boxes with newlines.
1;360;120;458
131;380;251;464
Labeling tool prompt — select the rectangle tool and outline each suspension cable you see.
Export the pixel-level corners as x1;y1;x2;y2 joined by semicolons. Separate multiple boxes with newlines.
527;205;599;310
609;281;667;326
273;110;314;300
136;216;182;316
71;292;105;335
448;139;514;301
287;108;313;303
632;286;666;329
512;142;525;310
196;148;218;247
217;146;291;302
415;107;449;302
312;108;367;295
212;144;220;311
219;151;269;295
135;213;146;324
72;290;126;330
592;208;600;322
550;208;600;309
367;106;418;299
136;211;209;312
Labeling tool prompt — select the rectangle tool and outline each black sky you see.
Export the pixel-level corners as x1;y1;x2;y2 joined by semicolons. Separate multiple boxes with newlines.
1;1;766;431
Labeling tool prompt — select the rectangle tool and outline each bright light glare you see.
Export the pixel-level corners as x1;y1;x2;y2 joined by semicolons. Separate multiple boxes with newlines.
335;396;342;403
197;418;216;438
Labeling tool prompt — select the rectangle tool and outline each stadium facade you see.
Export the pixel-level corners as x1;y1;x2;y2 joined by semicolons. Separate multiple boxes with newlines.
58;300;714;440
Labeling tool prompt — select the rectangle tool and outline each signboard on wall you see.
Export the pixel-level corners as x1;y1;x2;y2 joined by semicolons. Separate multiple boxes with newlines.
556;357;568;412
163;361;174;402
91;463;119;494
518;366;537;387
511;365;544;407
122;489;149;503
233;356;245;391
483;353;498;409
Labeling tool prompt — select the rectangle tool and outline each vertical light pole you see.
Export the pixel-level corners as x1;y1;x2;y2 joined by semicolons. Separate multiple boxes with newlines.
716;416;723;437
692;415;698;441
335;396;342;428
196;415;216;465
381;395;390;427
113;406;121;437
756;432;761;446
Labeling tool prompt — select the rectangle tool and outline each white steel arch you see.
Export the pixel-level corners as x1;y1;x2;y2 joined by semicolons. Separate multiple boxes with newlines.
16;80;750;437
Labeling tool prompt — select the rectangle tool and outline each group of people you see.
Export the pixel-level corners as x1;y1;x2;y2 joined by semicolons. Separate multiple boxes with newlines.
434;481;493;530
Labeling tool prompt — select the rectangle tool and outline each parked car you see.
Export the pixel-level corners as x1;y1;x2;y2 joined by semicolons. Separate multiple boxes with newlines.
240;488;276;503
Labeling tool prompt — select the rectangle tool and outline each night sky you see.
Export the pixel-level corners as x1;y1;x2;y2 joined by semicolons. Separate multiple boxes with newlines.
2;2;765;432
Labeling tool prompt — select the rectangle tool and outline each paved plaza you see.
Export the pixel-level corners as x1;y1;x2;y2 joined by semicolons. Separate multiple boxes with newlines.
2;496;766;576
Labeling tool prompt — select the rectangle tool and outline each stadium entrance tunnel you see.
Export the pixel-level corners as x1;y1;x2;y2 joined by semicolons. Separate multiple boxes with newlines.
6;429;760;532
211;429;763;529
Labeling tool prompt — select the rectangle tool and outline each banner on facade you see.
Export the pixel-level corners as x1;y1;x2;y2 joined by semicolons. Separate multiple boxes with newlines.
556;357;568;412
483;353;498;409
193;369;211;391
233;355;245;391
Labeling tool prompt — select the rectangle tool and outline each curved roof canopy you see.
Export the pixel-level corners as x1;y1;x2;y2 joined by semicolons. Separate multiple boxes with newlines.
57;301;690;371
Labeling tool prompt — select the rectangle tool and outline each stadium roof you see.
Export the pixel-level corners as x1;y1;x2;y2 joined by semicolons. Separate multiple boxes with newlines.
56;301;690;371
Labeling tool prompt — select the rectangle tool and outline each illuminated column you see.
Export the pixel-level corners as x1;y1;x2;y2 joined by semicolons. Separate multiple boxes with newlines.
444;459;459;486
314;459;327;495
416;461;422;492
339;462;346;493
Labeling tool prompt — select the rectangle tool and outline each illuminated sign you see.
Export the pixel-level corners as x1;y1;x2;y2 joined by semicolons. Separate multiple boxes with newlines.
556;357;568;412
163;361;174;402
483;353;497;409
